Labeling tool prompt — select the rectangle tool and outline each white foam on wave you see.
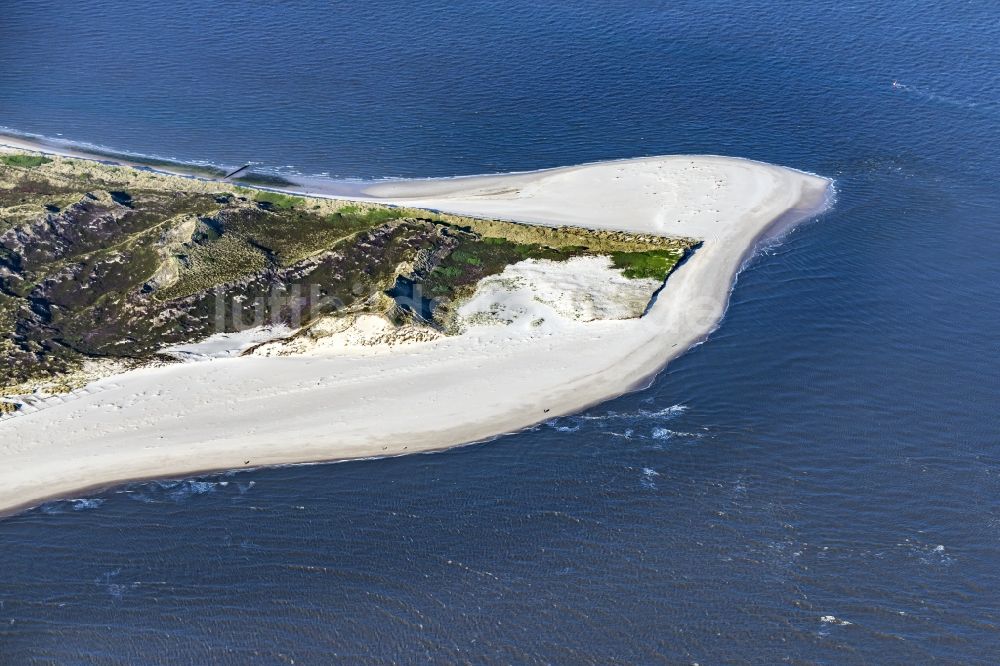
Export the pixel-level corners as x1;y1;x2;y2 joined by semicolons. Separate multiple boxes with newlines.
167;480;222;501
550;422;581;433
71;498;105;511
38;496;105;514
553;403;687;427
545;404;694;447
820;615;852;626
640;467;660;489
120;477;240;504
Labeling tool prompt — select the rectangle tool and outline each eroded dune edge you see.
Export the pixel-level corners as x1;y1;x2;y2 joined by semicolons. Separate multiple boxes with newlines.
0;137;832;517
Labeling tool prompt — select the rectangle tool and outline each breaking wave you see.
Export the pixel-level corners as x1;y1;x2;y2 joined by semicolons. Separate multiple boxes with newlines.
120;477;248;504
38;497;106;515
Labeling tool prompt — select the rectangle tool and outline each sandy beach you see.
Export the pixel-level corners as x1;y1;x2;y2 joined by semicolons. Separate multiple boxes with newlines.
0;141;831;516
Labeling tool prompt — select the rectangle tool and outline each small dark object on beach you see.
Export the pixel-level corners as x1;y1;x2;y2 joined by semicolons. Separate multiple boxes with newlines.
224;164;252;179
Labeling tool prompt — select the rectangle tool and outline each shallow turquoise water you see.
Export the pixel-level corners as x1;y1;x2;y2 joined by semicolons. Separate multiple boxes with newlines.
1;1;999;663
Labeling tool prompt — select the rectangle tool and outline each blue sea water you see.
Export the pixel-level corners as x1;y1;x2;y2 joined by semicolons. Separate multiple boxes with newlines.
2;0;999;663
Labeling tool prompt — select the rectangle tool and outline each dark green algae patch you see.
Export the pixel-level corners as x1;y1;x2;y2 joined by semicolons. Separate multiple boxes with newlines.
0;151;698;394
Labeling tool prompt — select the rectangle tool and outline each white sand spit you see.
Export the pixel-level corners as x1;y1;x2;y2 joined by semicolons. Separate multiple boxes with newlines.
0;150;831;516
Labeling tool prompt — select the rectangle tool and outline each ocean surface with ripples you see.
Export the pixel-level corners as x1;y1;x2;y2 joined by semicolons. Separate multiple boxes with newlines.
2;1;999;663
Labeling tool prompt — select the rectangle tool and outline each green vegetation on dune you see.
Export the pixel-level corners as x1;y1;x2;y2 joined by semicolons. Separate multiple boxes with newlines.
423;234;588;299
334;204;421;225
1;154;52;168
611;249;687;280
252;190;306;210
0;150;698;394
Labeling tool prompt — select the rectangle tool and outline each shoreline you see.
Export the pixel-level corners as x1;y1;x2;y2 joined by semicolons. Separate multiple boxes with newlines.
0;138;833;518
0;131;832;202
